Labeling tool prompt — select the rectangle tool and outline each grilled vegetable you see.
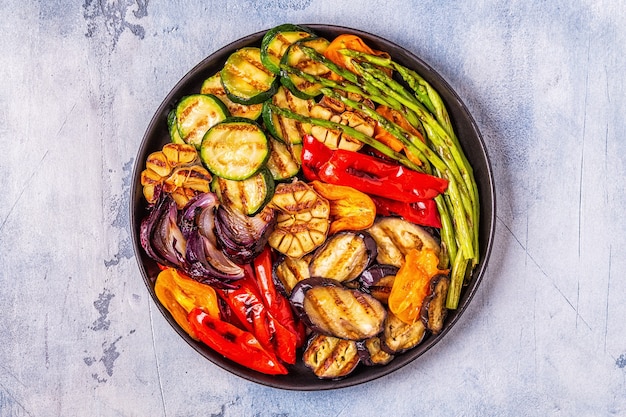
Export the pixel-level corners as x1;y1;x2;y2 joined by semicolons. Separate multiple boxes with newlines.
323;33;390;75
140;143;211;209
167;109;185;144
221;47;278;104
388;248;447;325
421;274;451;334
253;247;306;347
372;195;442;229
140;193;186;269
163;165;213;209
290;277;387;340
280;37;332;99
301;134;334;182
302;334;360;379
310;180;376;235
214;203;276;265
175;94;230;148
200;117;269;180
188;308;288;375
211;167;275;215
373;104;425;166
357;336;394;366
359;264;398;304
179;193;245;286
273;254;312;295
262;86;314;145
308;231;377;283
260;24;315;74
318;148;449;203
268;180;330;258
265;135;302;181
381;310;426;354
367;217;441;268
200;72;263;119
308;98;375;152
154;267;220;340
220;270;298;365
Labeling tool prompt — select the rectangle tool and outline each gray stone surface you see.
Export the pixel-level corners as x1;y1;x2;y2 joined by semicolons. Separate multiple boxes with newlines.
1;1;625;416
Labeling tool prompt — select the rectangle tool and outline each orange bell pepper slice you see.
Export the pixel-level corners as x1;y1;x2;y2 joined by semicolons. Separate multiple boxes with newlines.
324;34;390;77
310;180;376;235
374;105;425;166
154;267;221;339
388;248;447;325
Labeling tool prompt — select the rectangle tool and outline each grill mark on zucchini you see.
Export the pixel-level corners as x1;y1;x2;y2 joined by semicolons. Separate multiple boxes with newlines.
228;60;267;91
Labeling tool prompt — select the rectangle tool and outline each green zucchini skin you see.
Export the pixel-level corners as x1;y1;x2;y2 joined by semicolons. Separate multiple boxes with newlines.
175;94;230;148
262;87;314;145
201;72;263;120
211;167;275;216
167;109;185;144
280;37;331;100
266;135;302;181
200;117;269;180
221;47;279;105
260;24;315;74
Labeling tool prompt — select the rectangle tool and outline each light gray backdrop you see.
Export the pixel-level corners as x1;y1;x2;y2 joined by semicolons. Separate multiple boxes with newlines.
1;1;624;416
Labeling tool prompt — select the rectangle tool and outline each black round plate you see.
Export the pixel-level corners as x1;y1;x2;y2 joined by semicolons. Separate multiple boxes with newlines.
130;24;495;390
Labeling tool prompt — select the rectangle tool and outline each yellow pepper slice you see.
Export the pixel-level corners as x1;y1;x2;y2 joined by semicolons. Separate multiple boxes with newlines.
154;267;220;339
310;180;376;235
388;248;447;325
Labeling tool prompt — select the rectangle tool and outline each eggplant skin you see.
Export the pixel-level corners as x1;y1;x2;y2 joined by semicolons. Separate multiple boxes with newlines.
302;334;360;379
359;264;398;304
421;274;450;335
291;278;387;341
382;310;426;354
308;231;377;283
357;337;394;366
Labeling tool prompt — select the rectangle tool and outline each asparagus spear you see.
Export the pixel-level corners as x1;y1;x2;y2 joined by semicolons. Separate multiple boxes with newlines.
342;49;482;266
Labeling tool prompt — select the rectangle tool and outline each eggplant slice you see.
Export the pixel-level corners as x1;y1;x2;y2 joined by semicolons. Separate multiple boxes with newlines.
290;277;387;341
359;264;398;304
273;254;312;295
367;217;440;268
382;310;427;354
302;334;360;379
357;336;394;366
421;274;451;335
308;231;377;283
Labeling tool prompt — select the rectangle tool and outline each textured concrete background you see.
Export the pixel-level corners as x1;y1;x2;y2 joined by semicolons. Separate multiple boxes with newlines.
1;1;625;416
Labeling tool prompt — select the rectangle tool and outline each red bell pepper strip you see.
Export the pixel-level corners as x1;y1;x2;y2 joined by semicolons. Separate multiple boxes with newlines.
301;134;334;181
187;307;288;375
253;247;306;348
318;149;448;203
372;195;442;229
221;267;297;365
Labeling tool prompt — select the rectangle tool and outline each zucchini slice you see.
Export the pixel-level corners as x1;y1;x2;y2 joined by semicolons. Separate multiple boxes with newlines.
175;94;229;148
221;47;278;105
200;117;269;180
266;135;302;181
211;167;275;215
200;72;263;120
260;24;315;74
262;86;314;145
280;37;332;99
167;109;185;144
